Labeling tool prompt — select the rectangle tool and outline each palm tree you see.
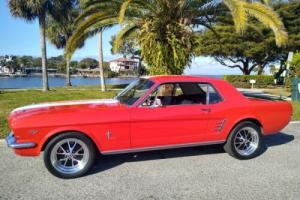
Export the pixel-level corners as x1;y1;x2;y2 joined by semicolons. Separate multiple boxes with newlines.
98;31;106;91
46;6;83;86
66;0;288;75
8;0;72;91
66;0;116;92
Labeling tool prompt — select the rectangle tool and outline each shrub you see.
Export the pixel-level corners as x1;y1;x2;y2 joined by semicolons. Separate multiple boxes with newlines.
224;75;275;88
290;52;300;78
286;52;300;89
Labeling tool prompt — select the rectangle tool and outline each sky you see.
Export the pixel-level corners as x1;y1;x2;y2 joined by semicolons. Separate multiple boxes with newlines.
0;2;241;75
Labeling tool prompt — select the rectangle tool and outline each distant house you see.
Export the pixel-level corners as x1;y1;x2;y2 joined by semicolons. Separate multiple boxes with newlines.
109;58;139;73
0;56;14;74
0;66;14;74
76;68;100;77
22;67;58;74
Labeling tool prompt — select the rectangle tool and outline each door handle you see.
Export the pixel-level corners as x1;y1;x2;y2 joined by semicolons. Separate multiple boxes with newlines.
201;108;211;112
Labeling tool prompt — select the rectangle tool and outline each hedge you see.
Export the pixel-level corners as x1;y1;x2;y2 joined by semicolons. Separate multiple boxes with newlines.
224;75;275;88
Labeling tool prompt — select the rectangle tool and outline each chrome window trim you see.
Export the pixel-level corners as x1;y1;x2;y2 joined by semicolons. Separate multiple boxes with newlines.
206;83;224;104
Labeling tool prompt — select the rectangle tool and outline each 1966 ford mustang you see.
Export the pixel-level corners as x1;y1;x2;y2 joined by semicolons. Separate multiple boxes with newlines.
6;75;292;178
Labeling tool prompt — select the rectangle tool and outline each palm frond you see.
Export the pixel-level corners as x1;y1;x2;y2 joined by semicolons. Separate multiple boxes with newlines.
112;24;139;53
66;14;118;59
243;2;288;46
224;0;248;33
80;0;120;9
224;0;288;46
75;0;121;24
8;0;39;20
119;0;133;23
46;19;66;49
262;0;271;6
119;0;157;23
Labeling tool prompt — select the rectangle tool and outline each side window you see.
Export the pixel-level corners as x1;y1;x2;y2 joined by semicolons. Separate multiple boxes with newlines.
177;83;207;105
141;82;222;107
198;84;222;104
174;84;183;96
142;83;176;107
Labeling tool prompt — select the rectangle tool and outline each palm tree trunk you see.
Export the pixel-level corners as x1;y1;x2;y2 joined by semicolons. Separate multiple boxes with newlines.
98;31;106;92
39;14;49;91
66;58;72;86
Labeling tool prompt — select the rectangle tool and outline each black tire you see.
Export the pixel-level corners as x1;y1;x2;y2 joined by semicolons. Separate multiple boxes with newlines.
43;132;96;179
224;121;262;159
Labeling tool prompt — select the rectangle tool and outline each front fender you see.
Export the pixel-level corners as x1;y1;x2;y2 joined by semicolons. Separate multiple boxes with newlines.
39;126;103;154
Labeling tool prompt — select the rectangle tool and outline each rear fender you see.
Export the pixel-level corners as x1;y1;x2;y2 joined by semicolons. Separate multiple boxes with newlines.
222;115;263;140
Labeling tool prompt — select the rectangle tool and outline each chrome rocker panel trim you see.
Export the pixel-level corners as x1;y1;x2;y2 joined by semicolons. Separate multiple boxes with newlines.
102;140;225;155
6;132;36;149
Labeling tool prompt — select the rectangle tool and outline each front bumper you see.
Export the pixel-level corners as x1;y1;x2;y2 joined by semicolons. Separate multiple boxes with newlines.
6;132;36;149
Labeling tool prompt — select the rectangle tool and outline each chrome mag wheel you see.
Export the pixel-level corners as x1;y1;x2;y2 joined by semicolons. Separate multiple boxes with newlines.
50;138;90;174
233;127;259;156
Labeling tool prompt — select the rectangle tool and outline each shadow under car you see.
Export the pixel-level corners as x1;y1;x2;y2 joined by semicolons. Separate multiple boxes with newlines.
87;132;294;176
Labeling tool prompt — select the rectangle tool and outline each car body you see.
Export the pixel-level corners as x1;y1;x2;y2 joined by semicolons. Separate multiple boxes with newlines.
6;75;293;178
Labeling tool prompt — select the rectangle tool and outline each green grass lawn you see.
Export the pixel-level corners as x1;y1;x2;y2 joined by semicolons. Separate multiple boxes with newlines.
0;87;116;139
292;102;300;121
0;88;299;139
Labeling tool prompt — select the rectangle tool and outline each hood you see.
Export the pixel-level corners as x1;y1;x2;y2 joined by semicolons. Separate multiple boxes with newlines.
9;99;124;128
8;98;130;133
12;99;120;114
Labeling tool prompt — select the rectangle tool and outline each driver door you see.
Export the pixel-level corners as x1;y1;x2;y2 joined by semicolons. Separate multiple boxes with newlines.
130;82;211;148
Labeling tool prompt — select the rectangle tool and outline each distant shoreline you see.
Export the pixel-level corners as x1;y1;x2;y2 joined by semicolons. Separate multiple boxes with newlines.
0;75;224;89
0;73;224;78
0;76;137;89
0;73;137;78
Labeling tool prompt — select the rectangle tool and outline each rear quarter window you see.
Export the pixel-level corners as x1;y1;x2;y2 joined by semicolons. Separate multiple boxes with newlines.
198;83;223;104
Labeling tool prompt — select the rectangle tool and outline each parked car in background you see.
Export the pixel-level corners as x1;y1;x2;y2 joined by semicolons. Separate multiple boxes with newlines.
6;75;292;178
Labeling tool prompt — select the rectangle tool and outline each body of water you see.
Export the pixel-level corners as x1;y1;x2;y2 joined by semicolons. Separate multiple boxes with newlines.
0;76;137;89
0;75;223;89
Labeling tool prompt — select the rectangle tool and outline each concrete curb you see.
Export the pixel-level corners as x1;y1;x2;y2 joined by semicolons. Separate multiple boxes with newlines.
0;121;299;143
289;121;300;124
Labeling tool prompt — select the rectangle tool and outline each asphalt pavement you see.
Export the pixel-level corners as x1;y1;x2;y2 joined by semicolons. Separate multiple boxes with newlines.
0;123;299;200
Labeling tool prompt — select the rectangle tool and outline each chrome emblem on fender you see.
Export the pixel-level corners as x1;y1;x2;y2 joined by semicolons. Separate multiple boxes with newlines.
215;119;226;132
106;131;112;140
30;130;38;135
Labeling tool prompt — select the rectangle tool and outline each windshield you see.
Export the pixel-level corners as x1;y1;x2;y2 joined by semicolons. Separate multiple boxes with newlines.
115;78;155;105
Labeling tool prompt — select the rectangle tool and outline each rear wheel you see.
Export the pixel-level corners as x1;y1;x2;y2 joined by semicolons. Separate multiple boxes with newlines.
224;121;262;159
43;132;96;178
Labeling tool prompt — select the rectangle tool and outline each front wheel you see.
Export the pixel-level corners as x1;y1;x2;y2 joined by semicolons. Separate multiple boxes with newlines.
224;121;262;159
43;132;96;178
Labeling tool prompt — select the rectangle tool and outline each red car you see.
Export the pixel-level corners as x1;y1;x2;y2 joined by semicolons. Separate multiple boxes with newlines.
6;75;292;178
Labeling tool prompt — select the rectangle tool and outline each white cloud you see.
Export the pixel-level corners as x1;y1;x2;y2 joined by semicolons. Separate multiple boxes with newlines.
184;57;242;75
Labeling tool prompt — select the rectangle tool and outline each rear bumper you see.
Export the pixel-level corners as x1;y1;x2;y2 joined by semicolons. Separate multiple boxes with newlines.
6;132;36;149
